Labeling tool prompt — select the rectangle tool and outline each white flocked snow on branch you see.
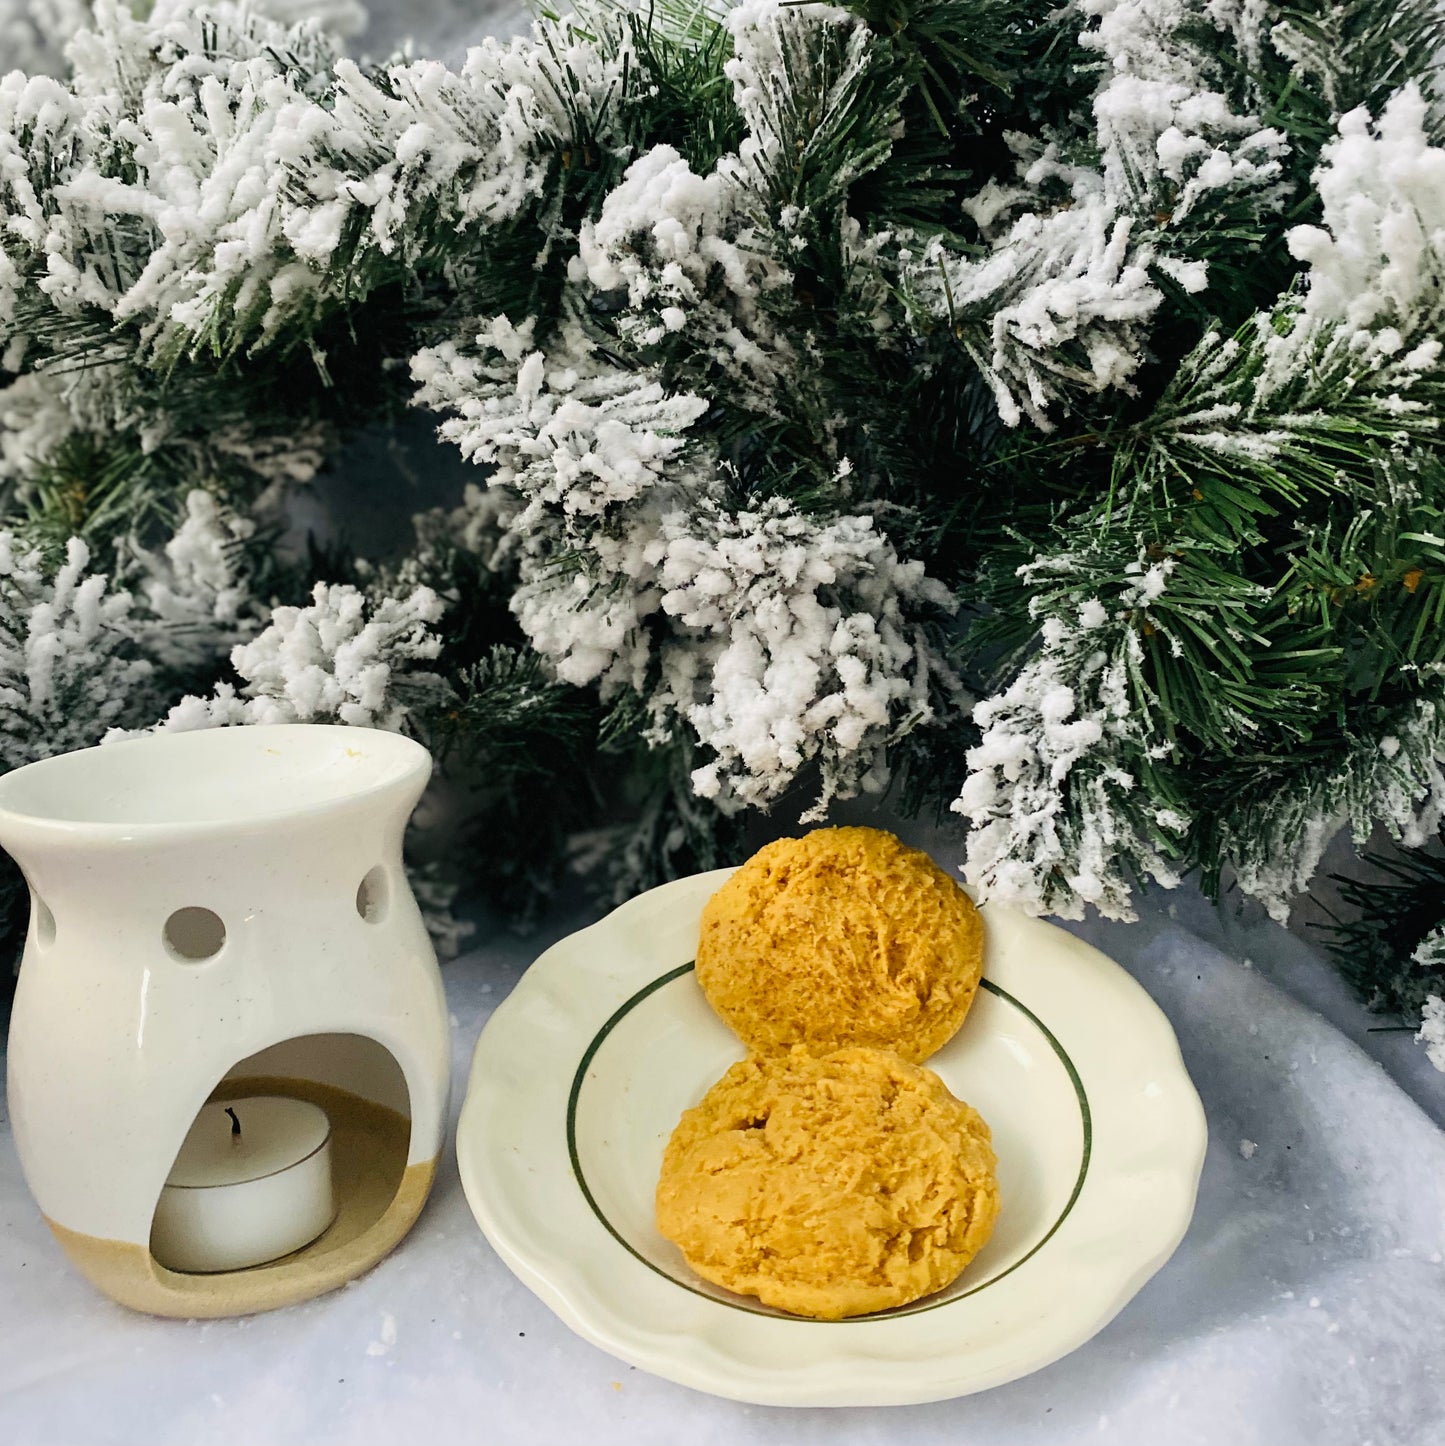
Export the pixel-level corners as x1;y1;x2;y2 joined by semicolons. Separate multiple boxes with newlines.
954;552;1186;919
147;583;447;734
0;535;154;768
3;0;1445;1053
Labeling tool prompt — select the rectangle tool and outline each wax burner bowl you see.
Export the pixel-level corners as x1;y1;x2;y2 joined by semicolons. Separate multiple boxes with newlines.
0;724;450;1317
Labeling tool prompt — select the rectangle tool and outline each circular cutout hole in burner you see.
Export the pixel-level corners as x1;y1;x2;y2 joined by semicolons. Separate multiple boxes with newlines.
163;907;226;962
356;866;389;924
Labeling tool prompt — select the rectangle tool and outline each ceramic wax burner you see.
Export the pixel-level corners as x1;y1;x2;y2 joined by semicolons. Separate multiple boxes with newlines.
0;724;450;1317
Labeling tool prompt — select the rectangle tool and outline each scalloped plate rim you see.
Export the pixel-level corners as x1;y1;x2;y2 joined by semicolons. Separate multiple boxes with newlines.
457;868;1207;1406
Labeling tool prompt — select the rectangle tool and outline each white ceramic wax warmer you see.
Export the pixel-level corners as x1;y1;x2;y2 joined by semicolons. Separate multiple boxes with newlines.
0;725;450;1317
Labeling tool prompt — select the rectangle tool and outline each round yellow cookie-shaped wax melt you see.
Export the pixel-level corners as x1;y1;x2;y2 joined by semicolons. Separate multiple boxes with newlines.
696;827;984;1062
655;1047;1000;1319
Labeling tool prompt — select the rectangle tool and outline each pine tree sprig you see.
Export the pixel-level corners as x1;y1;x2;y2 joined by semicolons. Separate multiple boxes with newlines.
4;0;1445;1047
1317;832;1445;1019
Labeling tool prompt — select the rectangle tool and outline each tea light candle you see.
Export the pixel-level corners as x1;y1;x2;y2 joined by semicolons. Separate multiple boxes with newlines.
150;1097;336;1274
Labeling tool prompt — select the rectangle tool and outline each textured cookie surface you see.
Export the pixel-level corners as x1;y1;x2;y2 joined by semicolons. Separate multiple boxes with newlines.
655;1047;999;1319
695;827;984;1062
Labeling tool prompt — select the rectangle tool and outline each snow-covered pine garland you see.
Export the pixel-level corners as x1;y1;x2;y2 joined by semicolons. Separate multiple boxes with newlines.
2;0;1445;1050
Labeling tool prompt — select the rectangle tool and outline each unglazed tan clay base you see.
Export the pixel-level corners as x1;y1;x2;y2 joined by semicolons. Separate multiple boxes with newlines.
45;1078;435;1318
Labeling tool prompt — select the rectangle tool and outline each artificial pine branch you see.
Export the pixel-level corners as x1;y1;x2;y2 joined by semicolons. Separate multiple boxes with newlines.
2;0;1445;1054
1317;834;1445;1020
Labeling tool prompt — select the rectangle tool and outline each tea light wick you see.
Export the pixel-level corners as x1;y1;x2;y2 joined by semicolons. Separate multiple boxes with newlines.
150;1097;336;1274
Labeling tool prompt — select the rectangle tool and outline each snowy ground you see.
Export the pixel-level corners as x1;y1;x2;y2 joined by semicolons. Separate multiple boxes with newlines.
1;794;1443;1446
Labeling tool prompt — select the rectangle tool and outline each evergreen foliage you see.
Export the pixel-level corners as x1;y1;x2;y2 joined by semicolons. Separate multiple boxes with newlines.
1;0;1444;1048
1319;834;1445;1022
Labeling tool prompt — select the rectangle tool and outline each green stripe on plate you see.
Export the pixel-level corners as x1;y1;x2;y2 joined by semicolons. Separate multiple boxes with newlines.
565;966;1092;1322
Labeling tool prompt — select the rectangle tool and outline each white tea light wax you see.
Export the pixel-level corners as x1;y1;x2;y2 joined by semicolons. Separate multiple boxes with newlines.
150;1097;336;1274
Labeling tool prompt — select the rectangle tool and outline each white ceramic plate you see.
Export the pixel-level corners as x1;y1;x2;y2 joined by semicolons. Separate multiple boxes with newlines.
457;869;1206;1406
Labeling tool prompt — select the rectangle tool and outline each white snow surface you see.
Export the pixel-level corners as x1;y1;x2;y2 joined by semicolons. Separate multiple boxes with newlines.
1;814;1442;1445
